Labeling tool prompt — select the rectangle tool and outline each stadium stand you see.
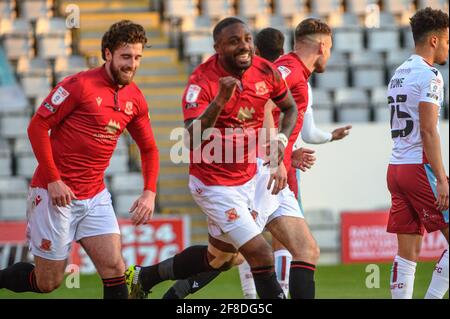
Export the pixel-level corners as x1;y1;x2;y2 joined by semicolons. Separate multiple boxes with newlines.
0;0;448;259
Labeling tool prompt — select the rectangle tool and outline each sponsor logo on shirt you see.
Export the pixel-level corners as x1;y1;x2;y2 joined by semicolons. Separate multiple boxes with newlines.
40;239;52;252
32;195;42;209
226;208;239;222
186;84;201;103
237;106;255;122
51;86;69;106
255;81;269;95
277;66;291;80
185;102;198;109
125;101;133;115
42;102;56;113
429;78;442;94
105;119;121;135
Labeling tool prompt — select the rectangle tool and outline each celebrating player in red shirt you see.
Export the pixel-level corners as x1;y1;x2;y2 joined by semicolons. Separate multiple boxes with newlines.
126;17;298;299
0;21;159;299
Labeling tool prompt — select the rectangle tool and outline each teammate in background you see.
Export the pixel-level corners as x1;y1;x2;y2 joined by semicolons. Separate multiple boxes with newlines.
386;8;449;299
126;17;298;299
238;27;351;299
0;21;159;299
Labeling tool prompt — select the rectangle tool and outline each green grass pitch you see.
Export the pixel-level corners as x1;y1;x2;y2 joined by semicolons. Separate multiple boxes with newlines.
0;262;447;299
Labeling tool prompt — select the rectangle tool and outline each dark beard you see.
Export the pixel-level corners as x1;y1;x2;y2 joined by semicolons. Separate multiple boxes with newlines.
109;60;134;85
222;52;252;75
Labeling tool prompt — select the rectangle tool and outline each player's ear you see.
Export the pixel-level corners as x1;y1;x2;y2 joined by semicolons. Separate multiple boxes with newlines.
105;48;113;62
429;34;438;49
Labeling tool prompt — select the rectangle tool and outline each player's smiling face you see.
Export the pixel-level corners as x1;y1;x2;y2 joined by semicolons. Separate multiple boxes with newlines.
215;23;254;75
106;43;143;86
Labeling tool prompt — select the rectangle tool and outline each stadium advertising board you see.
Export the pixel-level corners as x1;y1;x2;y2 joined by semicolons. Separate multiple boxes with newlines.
0;216;190;274
341;210;447;263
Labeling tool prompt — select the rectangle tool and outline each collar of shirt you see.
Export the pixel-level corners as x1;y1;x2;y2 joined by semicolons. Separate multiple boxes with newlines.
288;52;312;79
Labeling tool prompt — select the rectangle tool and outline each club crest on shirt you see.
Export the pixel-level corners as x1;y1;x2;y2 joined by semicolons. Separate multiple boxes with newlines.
125;101;133;115
255;81;269;95
105;119;121;135
277;66;291;80
32;195;42;209
40;239;52;252
51;86;69;106
186;84;201;103
226;208;240;222
237;106;255;122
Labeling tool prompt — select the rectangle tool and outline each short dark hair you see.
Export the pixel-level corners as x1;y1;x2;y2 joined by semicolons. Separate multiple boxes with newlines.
294;18;331;42
101;20;148;60
255;28;285;62
410;7;449;45
213;17;246;42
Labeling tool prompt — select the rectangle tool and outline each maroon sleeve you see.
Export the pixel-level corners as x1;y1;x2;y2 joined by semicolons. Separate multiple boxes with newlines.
127;94;160;192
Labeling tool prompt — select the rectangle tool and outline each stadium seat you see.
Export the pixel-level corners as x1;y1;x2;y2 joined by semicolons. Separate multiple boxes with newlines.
370;86;390;122
17;0;53;20
14;138;37;178
237;0;270;18
0;18;33;59
350;51;386;88
0;113;29;138
0;0;16;19
165;0;198;19
334;87;371;122
310;0;343;17
310;88;334;123
315;53;348;89
0;176;28;220
417;0;449;11
54;55;88;83
332;27;364;52
366;25;400;52
201;0;234;19
110;173;144;216
401;27;415;49
381;0;414;15
0;139;12;177
345;0;370;15
273;0;307;18
16;57;52;98
35;17;71;59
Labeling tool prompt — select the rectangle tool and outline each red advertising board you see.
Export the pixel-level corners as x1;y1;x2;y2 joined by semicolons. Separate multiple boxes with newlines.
0;216;190;273
341;210;447;264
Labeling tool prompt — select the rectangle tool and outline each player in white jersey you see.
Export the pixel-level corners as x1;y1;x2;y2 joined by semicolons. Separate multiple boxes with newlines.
386;8;449;299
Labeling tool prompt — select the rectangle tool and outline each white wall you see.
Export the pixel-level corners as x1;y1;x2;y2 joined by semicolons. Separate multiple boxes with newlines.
300;121;449;215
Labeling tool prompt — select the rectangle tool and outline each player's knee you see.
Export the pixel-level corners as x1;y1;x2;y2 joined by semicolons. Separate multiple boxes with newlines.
208;251;243;271
100;257;126;277
36;276;63;293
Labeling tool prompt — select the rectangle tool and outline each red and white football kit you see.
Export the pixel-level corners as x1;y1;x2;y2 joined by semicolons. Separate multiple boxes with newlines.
386;54;448;235
26;65;159;260
182;54;289;248
273;52;311;198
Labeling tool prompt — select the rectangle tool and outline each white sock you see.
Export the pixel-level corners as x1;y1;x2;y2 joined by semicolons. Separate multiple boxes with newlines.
425;249;449;299
390;255;417;299
238;260;257;299
274;249;292;298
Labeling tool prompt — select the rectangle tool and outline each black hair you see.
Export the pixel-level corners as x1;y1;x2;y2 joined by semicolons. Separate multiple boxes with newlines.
213;17;246;42
255;27;285;62
410;7;449;45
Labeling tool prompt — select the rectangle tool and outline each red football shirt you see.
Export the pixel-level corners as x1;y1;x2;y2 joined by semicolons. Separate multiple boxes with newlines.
30;65;159;199
182;54;289;186
273;52;311;170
